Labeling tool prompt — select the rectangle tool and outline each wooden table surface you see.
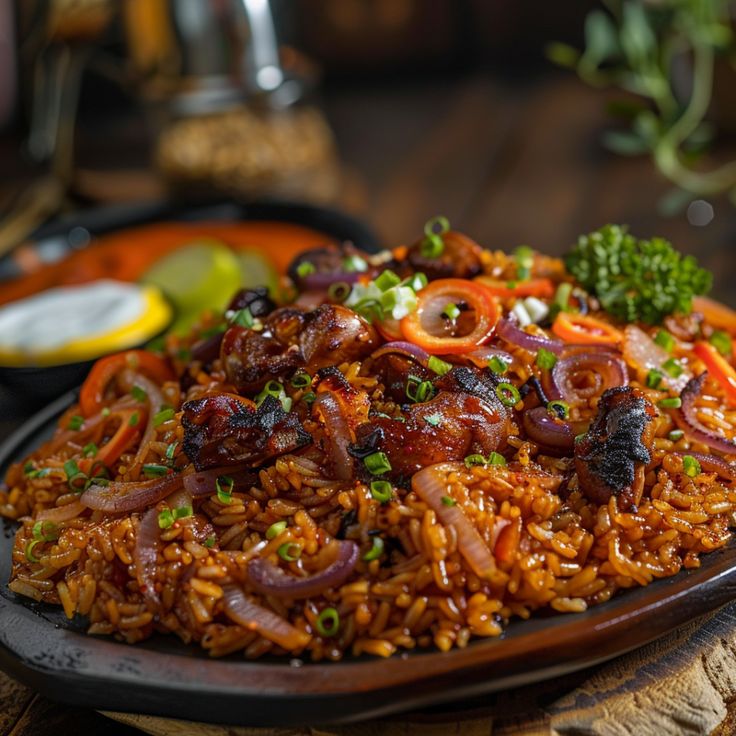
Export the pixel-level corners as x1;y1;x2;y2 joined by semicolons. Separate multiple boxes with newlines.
1;72;736;735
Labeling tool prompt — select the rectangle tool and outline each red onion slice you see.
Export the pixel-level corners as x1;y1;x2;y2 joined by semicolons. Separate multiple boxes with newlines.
522;406;587;454
675;373;736;456
247;540;359;599
124;372;167;478
313;391;354;481
134;507;161;605
182;465;257;497
460;346;516;370
412;463;503;583
222;585;311;650
623;325;690;394
674;451;736;482
81;473;182;513
549;352;628;403
497;317;564;355
370;341;431;368
36;501;86;523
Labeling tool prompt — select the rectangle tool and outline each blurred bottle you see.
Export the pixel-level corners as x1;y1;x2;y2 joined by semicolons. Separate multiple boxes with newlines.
123;0;340;204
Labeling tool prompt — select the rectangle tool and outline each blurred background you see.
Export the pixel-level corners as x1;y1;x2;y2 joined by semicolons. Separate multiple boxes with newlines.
0;0;734;298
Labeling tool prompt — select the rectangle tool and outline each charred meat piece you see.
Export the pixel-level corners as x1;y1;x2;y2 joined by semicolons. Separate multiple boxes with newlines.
221;304;379;394
574;386;657;509
369;353;434;404
435;366;504;410
353;389;508;481
182;394;311;470
406;231;484;281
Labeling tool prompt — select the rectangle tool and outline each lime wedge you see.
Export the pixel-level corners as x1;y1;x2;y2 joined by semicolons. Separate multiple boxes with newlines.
141;238;242;315
237;249;278;294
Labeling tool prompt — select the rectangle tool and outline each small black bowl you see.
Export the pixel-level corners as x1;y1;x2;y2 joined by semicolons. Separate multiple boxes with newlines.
0;198;378;402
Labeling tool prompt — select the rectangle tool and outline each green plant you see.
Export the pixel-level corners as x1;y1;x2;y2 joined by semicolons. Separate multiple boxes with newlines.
548;1;736;210
565;224;712;324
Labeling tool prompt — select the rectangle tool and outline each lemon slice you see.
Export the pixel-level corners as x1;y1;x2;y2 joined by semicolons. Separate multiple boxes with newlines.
141;239;243;315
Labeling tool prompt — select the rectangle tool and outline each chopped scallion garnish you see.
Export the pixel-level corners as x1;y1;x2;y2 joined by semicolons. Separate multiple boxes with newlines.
153;408;175;427
296;261;316;278
158;509;174;529
495;382;521;407
427;356;452;376
375;269;401;292
488;356;509;375
68;415;85;431
668;429;685;441
442;302;460;321
364;451;392;476
547;400;570;420
710;330;733;357
32;520;58;542
129;412;140;427
82;442;98;458
420;216;449;258
683;455;701;478
203;534;216;548
266;521;287;539
216;475;234;504
231;307;254;328
315;606;340;637
424;412;443;427
654;330;675;353
662;358;683;378
25;539;41;562
142;464;168;478
646;369;663;389
362;536;385;562
370;480;393;503
441;495;456;507
328;281;352;303
343;255;368;273
658;397;682;409
514;245;534;281
290;372;312;389
277;542;302;562
131;385;148;403
535;348;557;371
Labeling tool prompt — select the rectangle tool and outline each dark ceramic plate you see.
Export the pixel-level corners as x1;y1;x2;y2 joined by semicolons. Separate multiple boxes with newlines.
2;396;736;726
0;198;378;400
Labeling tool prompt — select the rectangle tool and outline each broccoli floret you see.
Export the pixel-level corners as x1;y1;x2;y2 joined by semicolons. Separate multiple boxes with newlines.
565;225;712;325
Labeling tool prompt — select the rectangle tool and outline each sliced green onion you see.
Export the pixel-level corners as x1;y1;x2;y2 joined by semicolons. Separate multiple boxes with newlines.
488;356;509;375
291;372;312;389
158;509;174;529
302;391;317;405
441;495;456;507
23;462;34;476
343;255;368;273
101;407;111;418
328;281;352;303
142;464;168;478
174;504;193;520
131;385;148;403
153;408;175;427
363;536;385;562
658;397;682;409
375;269;401;292
67;415;85;431
316;607;340;637
165;441;178;460
514;245;534;281
216;475;234;504
82;442;98;458
547;400;570;420
63;459;80;480
25;539;42;562
129;412;140;427
662;358;684;378
427;356;452;376
255;380;292;412
710;330;733;357
553;282;573;313
646;369;663;389
67;472;88;493
266;520;287;539
32;520;58;542
406;378;434;403
404;272;428;292
668;429;685;441
488;451;507;466
424;412;442;427
654;330;675;353
496;382;521;407
278;542;302;562
199;324;227;339
683;455;701;478
203;535;216;548
231;307;254;328
364;451;392;475
296;261;316;278
421;216;449;258
370;480;393;503
442;302;460;321
535;348;557;371
464;454;487;468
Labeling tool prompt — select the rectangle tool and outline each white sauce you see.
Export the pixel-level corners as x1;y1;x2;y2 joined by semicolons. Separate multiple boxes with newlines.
0;280;146;352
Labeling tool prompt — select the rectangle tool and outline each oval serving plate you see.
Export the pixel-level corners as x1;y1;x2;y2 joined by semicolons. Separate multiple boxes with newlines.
1;394;736;726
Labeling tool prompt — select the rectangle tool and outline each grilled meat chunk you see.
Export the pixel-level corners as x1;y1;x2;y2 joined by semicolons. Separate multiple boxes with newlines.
574;386;657;509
